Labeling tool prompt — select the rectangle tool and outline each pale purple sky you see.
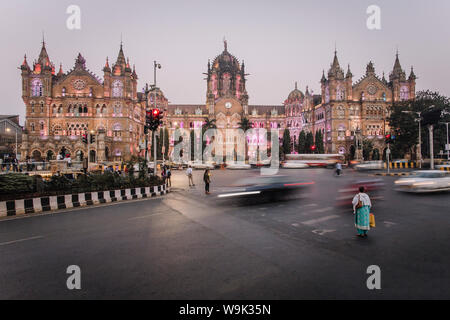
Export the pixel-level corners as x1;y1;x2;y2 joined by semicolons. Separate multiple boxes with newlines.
2;0;450;124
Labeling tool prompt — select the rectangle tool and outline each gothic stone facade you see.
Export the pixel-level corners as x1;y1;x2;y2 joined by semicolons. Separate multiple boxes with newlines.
20;42;146;162
284;51;416;159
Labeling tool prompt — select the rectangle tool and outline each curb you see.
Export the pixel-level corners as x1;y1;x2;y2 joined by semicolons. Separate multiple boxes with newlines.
0;184;169;218
373;172;412;176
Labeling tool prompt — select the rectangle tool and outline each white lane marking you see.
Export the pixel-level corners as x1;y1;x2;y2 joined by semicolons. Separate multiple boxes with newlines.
302;203;318;208
302;215;340;226
0;235;44;247
383;221;397;228
312;229;336;236
127;212;166;220
310;207;334;213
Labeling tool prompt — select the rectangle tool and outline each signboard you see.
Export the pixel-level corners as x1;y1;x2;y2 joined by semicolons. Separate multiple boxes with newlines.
446;144;450;151
386;149;391;154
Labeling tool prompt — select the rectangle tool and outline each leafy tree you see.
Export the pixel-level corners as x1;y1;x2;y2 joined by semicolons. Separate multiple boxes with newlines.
282;129;291;155
315;130;325;154
305;132;314;153
389;90;450;159
362;139;374;160
298;130;306;154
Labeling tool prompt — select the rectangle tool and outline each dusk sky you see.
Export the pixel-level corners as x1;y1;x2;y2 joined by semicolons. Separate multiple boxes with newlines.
1;0;450;124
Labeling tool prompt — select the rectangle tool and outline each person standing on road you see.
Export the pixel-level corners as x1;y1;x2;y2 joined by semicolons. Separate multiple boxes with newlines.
335;162;342;176
203;168;211;194
352;186;372;238
186;165;195;187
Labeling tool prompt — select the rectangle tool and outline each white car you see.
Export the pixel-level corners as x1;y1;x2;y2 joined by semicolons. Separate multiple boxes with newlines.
355;161;384;171
281;161;309;169
227;163;251;170
189;161;215;170
394;170;450;193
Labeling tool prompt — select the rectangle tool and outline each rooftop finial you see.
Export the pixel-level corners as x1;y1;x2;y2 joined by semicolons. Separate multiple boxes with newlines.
295;81;298;90
223;36;227;51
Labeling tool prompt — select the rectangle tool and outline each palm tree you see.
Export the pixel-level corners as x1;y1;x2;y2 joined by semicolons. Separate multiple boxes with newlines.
204;118;217;130
238;117;252;162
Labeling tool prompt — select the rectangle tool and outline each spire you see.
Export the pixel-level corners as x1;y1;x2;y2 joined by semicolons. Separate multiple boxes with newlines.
223;37;228;52
132;64;138;79
57;63;63;76
321;70;327;83
103;57;111;73
390;50;406;81
409;66;416;80
37;39;50;66
74;53;86;70
20;54;30;70
305;85;309;95
328;49;344;79
366;61;375;75
382;71;387;83
295;81;298;90
116;42;126;67
346;64;352;78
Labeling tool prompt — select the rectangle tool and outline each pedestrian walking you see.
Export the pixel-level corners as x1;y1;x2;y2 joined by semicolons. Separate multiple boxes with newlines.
352;186;372;238
186;166;195;186
203;168;211;194
335;162;342;176
166;166;172;187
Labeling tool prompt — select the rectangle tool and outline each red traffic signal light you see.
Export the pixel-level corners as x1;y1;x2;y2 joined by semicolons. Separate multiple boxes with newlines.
152;108;160;117
311;145;316;151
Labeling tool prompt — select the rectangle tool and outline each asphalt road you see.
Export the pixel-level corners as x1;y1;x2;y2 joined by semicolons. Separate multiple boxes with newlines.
0;168;449;299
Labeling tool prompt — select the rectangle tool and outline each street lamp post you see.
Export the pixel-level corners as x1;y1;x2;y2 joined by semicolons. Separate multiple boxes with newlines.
402;110;423;168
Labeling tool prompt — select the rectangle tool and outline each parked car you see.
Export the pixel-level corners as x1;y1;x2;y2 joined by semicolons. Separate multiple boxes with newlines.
394;171;450;193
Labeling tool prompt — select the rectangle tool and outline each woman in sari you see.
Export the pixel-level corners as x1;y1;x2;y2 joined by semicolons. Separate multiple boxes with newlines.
352;186;372;238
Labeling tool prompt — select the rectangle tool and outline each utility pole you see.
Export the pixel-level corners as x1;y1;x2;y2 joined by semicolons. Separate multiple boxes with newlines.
153;60;161;176
144;83;149;164
429;125;434;170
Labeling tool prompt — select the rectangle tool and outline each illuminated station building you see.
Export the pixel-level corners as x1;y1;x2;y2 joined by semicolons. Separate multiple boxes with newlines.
19;40;415;162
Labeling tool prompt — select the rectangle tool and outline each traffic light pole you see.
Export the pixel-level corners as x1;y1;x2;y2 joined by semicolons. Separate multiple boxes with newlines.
387;142;390;174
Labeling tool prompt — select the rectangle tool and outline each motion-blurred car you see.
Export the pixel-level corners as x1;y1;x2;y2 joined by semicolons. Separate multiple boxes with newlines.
281;161;309;169
227;163;251;170
354;160;384;171
217;175;314;202
336;178;385;207
394;170;450;193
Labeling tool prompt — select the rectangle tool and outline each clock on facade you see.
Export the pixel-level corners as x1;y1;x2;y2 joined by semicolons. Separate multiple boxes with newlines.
72;79;86;90
367;84;378;95
225;102;232;109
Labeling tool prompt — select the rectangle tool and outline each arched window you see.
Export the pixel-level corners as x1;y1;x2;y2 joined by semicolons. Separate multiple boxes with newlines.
89;88;93;97
83;106;88;114
40;122;44;131
96;105;101;114
31;79;43;97
102;105;107;115
78;106;82;114
30;123;35;132
31;102;35;113
113;123;122;137
336;105;345;119
400;86;409;101
112;80;123;97
52;105;57;114
62;87;66;97
336;87;345;101
113;102;122;115
382;92;386;101
40;102;44;113
68;105;72;113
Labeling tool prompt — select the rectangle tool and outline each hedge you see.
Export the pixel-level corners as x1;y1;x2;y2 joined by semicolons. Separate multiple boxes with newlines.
0;172;164;201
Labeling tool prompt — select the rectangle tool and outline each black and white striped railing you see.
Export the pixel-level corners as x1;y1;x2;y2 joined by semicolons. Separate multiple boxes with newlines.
0;184;169;217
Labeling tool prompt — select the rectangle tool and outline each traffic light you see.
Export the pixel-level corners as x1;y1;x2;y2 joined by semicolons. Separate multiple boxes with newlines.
145;108;164;131
90;134;95;144
385;134;396;144
310;145;316;152
82;133;88;144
